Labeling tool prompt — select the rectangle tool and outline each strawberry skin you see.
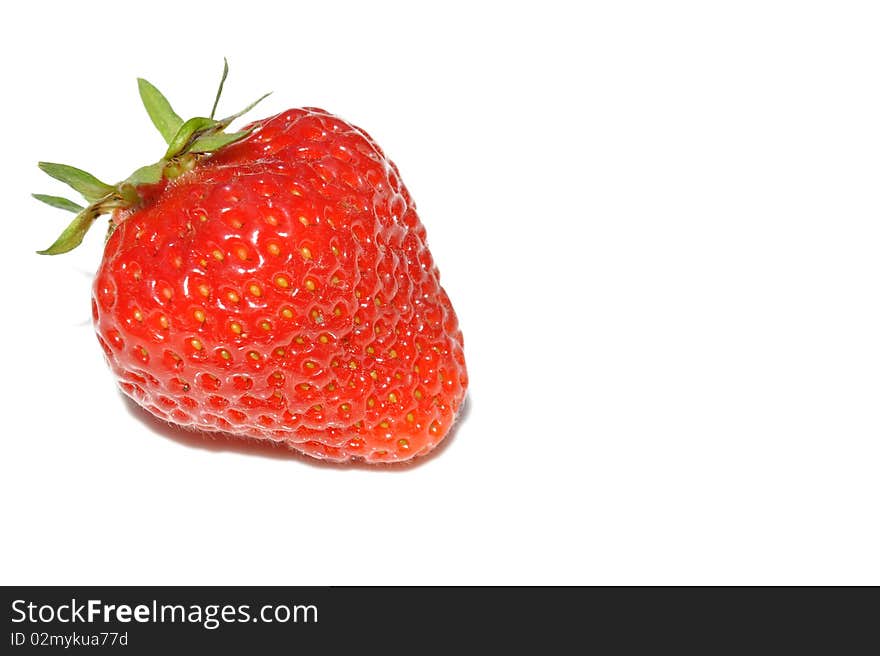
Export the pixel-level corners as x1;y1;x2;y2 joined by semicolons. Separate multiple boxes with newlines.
91;108;467;463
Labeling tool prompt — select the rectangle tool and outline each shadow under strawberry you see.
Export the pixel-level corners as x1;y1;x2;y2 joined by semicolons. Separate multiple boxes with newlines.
120;392;471;471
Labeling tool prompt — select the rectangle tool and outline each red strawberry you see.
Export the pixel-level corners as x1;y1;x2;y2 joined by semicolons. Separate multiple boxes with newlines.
35;63;467;463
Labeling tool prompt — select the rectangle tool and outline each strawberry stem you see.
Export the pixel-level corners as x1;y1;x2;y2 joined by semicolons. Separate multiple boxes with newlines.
34;62;270;256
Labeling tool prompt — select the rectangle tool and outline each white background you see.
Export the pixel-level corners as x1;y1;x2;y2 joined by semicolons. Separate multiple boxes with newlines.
1;1;879;585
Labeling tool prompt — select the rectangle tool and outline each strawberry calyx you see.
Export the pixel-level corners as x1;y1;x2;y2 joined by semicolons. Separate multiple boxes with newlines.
34;60;270;255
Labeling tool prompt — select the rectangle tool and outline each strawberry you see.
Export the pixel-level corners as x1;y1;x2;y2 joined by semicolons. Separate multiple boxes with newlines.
35;62;467;464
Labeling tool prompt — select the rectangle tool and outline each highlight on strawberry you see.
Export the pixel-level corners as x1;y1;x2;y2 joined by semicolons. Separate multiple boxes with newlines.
35;61;468;464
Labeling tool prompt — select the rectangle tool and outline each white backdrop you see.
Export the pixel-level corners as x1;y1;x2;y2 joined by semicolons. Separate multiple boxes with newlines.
1;1;879;585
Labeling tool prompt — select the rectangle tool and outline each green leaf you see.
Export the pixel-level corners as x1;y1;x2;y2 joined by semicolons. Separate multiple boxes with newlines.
189;129;254;153
36;209;99;255
127;161;166;186
38;162;114;202
163;116;218;159
32;193;84;213
138;78;184;145
216;92;272;128
210;58;229;120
